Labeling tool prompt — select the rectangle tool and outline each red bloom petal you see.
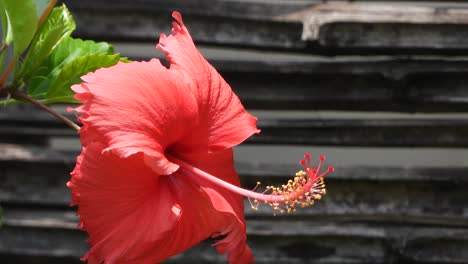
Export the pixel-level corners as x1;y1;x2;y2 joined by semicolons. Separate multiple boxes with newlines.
68;142;180;263
157;12;260;154
178;150;254;263
70;11;259;263
69;142;253;263
73;12;258;174
72;59;199;175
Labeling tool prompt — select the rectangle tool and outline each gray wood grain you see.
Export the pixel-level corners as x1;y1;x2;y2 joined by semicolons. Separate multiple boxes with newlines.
5;113;468;146
2;209;468;263
64;1;468;53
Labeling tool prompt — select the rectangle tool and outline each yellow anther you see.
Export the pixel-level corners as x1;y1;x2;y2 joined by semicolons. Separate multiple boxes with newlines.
248;157;330;215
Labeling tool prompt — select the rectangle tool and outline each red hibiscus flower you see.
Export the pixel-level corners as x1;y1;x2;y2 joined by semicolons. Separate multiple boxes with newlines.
68;11;332;264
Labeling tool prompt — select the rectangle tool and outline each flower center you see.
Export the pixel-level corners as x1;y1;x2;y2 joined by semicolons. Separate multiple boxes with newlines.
168;153;333;214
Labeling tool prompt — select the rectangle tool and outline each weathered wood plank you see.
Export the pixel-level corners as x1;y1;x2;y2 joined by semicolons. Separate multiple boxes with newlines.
2;143;468;182
2;157;467;227
66;6;304;50
250;118;468;147
0;227;86;264
4;110;468;146
128;46;468;111
0;144;77;163
0;224;386;264
63;0;468;19
228;71;468;112
244;180;468;226
63;0;318;19
236;161;468;182
2;209;468;263
209;51;468;76
6;55;468;111
64;0;468;53
285;3;468;51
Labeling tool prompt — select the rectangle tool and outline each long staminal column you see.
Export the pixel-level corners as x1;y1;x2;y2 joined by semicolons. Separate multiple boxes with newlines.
169;154;334;213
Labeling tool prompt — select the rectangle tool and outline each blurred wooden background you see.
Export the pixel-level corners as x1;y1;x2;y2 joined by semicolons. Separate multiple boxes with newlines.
2;0;468;263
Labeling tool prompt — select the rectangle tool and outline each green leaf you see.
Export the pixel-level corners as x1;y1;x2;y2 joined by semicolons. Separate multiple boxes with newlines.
18;4;75;80
0;0;38;59
49;36;115;68
46;52;120;102
28;37;122;103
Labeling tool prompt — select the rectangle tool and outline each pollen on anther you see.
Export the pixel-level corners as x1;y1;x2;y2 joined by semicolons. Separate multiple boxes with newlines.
245;153;334;215
247;154;333;215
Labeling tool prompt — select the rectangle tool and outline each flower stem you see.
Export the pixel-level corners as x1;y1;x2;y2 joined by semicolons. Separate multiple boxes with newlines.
9;90;80;132
0;61;15;87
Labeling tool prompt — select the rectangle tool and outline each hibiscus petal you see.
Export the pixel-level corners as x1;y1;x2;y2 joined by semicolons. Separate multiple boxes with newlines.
157;12;260;154
69;142;253;263
70;11;257;263
174;149;254;263
73;12;258;175
201;186;254;263
68;142;181;263
72;59;199;175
